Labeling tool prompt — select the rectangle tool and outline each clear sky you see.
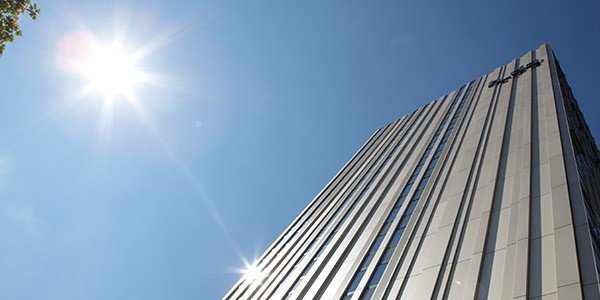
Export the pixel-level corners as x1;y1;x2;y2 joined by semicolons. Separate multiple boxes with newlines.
1;0;599;299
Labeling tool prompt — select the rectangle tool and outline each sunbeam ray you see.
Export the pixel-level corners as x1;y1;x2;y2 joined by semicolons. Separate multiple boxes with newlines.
124;91;244;260
130;6;226;63
50;2;246;273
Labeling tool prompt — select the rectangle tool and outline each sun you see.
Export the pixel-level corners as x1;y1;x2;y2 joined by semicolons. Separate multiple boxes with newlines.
57;31;148;100
82;45;142;98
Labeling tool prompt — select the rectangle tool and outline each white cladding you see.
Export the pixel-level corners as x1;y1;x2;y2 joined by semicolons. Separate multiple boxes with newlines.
224;44;600;300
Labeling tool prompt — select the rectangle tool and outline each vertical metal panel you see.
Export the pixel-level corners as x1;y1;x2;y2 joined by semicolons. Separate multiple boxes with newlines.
223;44;600;300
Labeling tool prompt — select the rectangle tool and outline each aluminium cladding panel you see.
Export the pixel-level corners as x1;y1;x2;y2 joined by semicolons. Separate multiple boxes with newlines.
290;96;448;300
260;103;429;298
223;44;600;300
225;115;396;299
530;44;579;299
235;123;388;298
476;57;525;300
375;80;480;299
547;45;600;299
390;66;503;300
312;96;451;299
318;91;459;300
443;63;507;300
339;81;477;300
381;80;483;300
261;115;415;299
412;75;488;299
252;117;410;299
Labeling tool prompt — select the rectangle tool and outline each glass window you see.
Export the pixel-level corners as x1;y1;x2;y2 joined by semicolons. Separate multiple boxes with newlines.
397;195;407;204
413;165;423;174
422;148;432;157
347;270;365;292
369;262;388;285
381;248;394;263
426;162;436;171
407;175;417;185
412;188;424;199
361;253;376;270
405;200;418;214
371;235;385;252
438;140;447;148
301;260;315;276
390;228;403;246
424;167;434;178
440;135;449;143
388;206;401;220
323;234;335;245
361;286;376;300
399;215;410;228
380;220;392;233
405;183;414;192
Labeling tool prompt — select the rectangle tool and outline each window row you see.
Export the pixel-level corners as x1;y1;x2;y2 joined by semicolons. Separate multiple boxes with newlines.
343;80;477;299
280;113;417;298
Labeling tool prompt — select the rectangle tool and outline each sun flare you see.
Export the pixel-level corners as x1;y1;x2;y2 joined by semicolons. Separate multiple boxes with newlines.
57;31;149;100
242;262;263;281
82;46;142;97
53;18;239;287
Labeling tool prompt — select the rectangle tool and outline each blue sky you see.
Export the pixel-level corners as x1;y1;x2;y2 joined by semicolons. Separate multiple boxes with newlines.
1;0;599;299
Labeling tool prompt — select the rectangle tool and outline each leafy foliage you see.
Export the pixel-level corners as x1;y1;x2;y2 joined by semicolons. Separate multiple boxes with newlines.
0;0;40;56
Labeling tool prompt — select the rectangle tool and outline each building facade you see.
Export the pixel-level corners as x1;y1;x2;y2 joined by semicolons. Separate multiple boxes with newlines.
224;44;600;299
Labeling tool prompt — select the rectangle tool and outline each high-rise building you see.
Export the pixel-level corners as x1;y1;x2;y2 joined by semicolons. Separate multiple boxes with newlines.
224;44;600;299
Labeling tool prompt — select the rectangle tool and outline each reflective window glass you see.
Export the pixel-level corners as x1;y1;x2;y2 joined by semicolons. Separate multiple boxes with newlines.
347;270;365;292
369;263;388;285
371;236;385;252
361;286;376;300
399;215;410;227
